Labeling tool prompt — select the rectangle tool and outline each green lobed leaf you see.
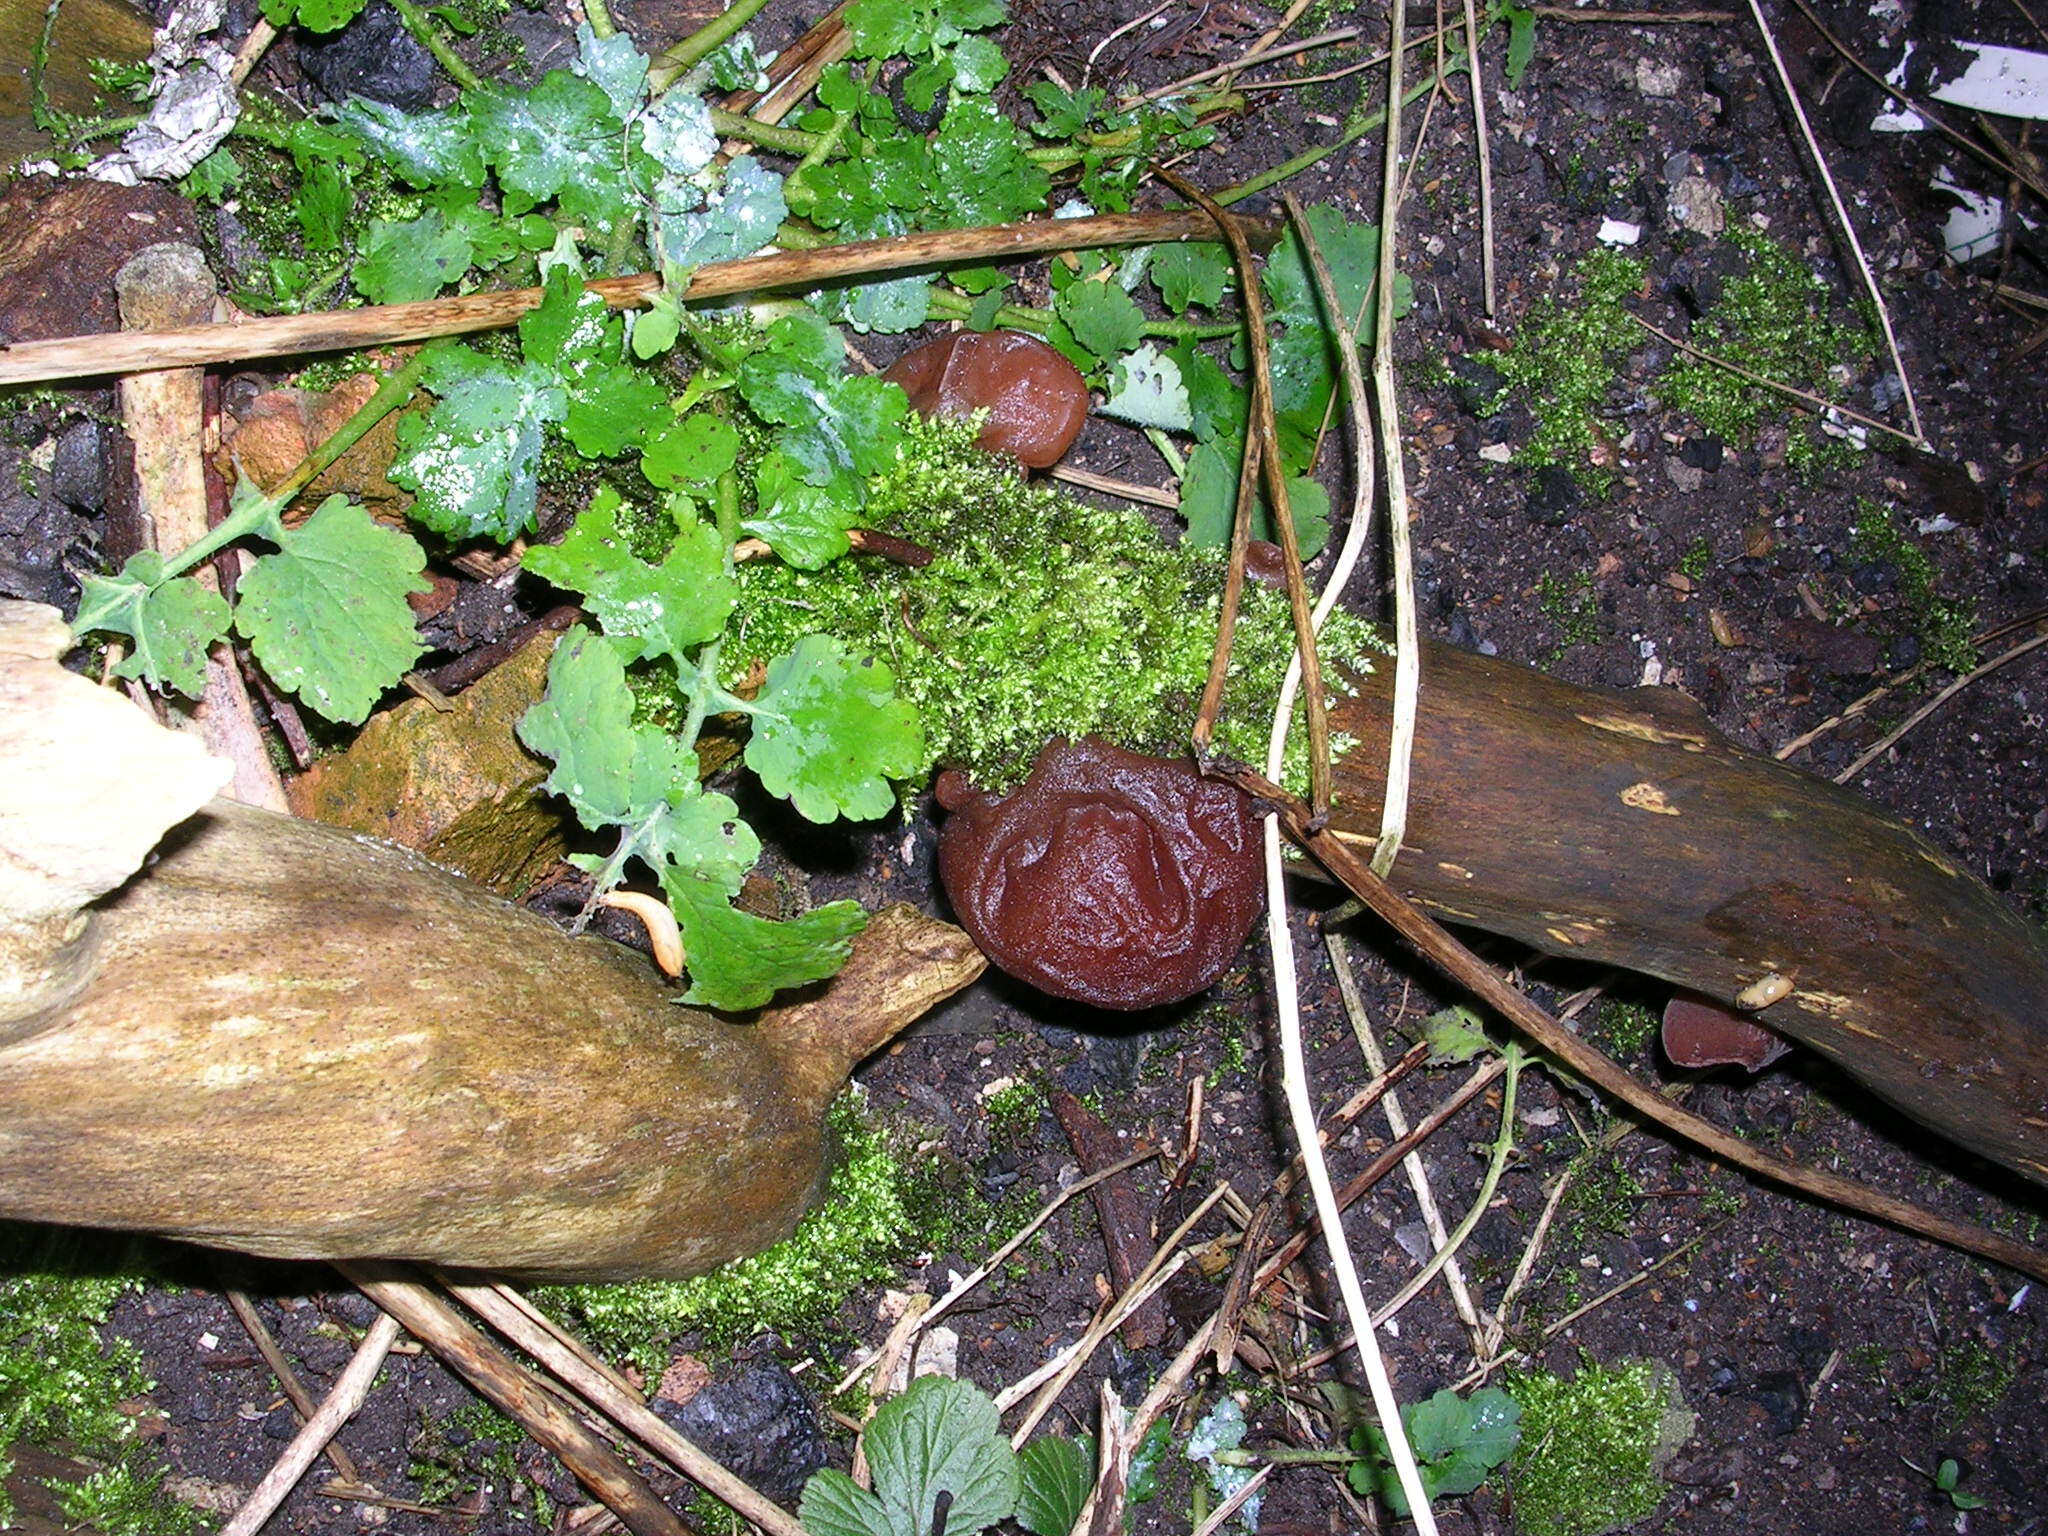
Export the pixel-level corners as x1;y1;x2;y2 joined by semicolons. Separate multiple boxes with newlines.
390;344;566;542
745;452;863;570
1150;241;1234;314
863;1376;1020;1536
640;411;740;490
1178;444;1329;559
516;626;698;830
469;70;621;212
353;208;475;303
661;872;866;1011
657;156;788;270
330;98;485;190
798;1469;896;1536
640;91;719;181
1421;1004;1492;1064
232;495;429;725
1504;5;1537;86
1053;278;1146;369
1023;81;1104;139
262;0;369;32
744;634;924;823
521;486;734;664
73;554;229;700
926;96;1049;228
1015;1436;1094;1536
1099;344;1192;431
519;264;609;370
574;22;649;120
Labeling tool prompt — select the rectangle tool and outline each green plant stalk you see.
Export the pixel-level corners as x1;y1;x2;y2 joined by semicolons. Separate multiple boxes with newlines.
708;106;823;158
1215;1447;1366;1468
796;109;853;173
1145;426;1186;479
923;286;1236;343
388;0;484;92
267;346;438;509
581;0;619;42
1219;68;1444;206
650;0;776;94
1368;1044;1527;1326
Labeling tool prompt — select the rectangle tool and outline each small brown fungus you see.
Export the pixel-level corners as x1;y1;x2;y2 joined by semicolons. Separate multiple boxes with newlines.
934;737;1265;1010
1661;990;1793;1072
881;330;1089;468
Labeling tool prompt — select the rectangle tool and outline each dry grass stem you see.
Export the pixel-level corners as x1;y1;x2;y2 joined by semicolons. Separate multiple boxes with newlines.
1629;313;1921;445
1049;463;1179;507
219;1313;403;1536
1836;628;2048;783
223;1289;369;1490
1462;0;1499;313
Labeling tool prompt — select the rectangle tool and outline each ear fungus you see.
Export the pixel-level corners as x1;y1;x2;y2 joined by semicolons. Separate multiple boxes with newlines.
934;737;1265;1009
1661;990;1793;1071
881;330;1090;469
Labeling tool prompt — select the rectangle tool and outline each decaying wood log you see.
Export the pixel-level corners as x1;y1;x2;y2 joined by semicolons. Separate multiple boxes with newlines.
0;601;984;1279
1320;640;2048;1188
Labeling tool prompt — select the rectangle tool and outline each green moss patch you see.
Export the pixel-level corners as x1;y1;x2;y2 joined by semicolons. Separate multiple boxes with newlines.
1505;1358;1693;1536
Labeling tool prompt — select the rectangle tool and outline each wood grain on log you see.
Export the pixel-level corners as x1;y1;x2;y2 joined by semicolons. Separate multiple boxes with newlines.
1318;641;2048;1187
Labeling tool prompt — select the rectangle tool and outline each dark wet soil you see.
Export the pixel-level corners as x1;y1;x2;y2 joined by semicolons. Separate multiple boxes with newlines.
3;0;2046;1532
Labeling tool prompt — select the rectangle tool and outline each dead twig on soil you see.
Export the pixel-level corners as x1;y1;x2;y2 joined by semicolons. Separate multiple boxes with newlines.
1628;313;1920;446
218;1312;402;1536
1744;0;1927;447
1207;758;2048;1285
1049;463;1178;508
0;209;1278;387
222;1290;371;1491
335;1263;698;1536
1836;627;2048;783
1462;0;1499;316
1052;1088;1167;1350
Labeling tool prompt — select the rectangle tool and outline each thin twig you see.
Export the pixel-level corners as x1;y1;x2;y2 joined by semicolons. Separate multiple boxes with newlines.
336;1263;695;1536
1745;0;1925;445
1372;0;1422;879
1835;629;2048;783
222;1290;368;1490
0;209;1278;387
219;1313;402;1536
1461;0;1498;315
1049;463;1179;507
443;1279;807;1536
1479;1163;1577;1358
1327;933;1489;1358
1629;313;1920;445
1189;1466;1274;1536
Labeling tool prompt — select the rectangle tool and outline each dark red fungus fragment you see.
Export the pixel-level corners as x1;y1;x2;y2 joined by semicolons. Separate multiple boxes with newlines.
881;330;1089;469
934;738;1265;1010
1661;991;1793;1071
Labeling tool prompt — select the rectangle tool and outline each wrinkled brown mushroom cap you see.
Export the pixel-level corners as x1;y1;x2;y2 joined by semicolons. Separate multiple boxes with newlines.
882;330;1090;469
934;737;1265;1010
1661;990;1792;1071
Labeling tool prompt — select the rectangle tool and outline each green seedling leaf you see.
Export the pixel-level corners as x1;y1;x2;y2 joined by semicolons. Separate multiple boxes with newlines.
1150;241;1233;314
738;313;908;488
1100;344;1192;432
1503;4;1537;86
1264;204;1385;331
950;33;1009;91
354;207;475;302
798;1471;894;1536
1053;277;1145;368
641;411;740;490
662;872;865;1011
867;1375;1020;1536
1024;80;1104;138
928;97;1049;228
518;626;698;830
746;452;863;569
575;22;649;119
1016;1435;1094;1536
232;495;430;725
261;0;369;33
331;98;486;191
1178;444;1330;559
745;635;924;822
391;344;566;542
657;156;788;270
519;264;608;370
565;356;672;459
1349;1387;1521;1515
640;91;719;181
73;553;229;700
1186;1398;1262;1532
470;70;621;211
522;487;734;663
1422;1003;1492;1064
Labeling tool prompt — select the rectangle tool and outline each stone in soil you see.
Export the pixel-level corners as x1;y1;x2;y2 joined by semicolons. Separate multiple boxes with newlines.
297;2;438;109
651;1363;827;1503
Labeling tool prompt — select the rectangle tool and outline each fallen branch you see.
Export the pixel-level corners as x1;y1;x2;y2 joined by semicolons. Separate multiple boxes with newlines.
1207;757;2048;1284
0;209;1278;387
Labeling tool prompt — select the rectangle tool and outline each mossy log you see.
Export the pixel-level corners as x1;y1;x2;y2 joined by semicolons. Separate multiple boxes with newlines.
1321;640;2048;1187
0;603;983;1281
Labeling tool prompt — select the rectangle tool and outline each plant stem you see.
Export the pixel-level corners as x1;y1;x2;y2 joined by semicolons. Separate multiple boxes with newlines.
1144;427;1186;479
388;0;483;92
270;348;440;510
650;0;776;93
581;0;619;41
1214;1447;1364;1468
1217;68;1442;206
925;286;1238;342
708;106;825;157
